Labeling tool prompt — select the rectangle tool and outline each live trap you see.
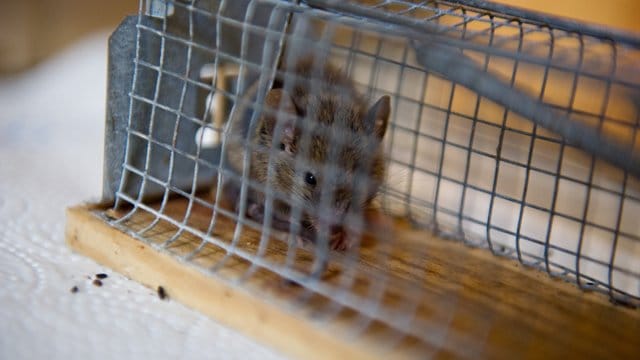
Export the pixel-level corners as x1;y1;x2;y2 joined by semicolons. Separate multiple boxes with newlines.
66;0;640;358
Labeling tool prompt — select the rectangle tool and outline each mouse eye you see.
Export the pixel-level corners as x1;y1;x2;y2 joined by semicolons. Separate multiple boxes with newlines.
279;143;285;151
304;172;316;187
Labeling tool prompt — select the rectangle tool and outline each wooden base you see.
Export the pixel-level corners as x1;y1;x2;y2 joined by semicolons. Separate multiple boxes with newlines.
66;199;640;359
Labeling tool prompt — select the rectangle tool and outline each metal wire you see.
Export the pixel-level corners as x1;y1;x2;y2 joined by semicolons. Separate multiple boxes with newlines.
105;0;640;354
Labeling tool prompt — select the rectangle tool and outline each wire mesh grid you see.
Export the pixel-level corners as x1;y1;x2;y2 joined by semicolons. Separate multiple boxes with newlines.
103;0;640;354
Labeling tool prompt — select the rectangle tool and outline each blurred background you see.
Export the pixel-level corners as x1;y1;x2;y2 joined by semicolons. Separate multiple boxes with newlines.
0;0;639;74
0;0;135;74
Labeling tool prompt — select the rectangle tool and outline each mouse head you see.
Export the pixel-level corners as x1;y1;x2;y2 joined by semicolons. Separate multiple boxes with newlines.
256;88;390;230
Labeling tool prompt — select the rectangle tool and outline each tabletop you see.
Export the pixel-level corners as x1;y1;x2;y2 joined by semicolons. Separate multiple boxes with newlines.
0;31;283;360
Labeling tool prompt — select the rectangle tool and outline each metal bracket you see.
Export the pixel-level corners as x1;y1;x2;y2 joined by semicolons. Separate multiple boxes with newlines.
103;13;218;203
103;1;291;203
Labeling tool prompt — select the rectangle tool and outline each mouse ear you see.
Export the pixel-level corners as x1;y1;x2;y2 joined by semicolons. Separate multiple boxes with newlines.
263;88;297;152
365;95;390;140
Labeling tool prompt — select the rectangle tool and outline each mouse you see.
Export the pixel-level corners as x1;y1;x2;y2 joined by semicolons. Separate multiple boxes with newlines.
221;56;390;251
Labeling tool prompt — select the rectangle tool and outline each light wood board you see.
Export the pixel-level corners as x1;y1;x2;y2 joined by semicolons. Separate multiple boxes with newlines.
66;200;640;359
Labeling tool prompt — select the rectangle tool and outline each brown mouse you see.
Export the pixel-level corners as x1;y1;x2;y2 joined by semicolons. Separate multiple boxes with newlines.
222;56;390;251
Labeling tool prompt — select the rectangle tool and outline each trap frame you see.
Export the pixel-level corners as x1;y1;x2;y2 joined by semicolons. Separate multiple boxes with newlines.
67;0;640;358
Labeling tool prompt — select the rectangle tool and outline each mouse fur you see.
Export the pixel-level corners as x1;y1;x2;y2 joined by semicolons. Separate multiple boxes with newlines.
222;56;390;251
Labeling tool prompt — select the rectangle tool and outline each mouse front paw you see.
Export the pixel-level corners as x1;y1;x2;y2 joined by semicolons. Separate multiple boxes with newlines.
329;228;353;252
246;202;265;222
304;228;353;252
287;234;308;249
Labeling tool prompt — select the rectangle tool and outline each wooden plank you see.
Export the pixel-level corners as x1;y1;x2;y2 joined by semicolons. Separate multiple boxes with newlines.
66;200;640;359
66;204;399;360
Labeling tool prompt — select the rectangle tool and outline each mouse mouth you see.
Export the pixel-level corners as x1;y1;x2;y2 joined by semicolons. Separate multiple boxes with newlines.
301;215;345;240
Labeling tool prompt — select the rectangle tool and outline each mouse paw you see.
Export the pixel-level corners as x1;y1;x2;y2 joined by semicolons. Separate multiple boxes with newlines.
246;202;265;222
295;235;307;248
329;229;352;252
287;234;309;249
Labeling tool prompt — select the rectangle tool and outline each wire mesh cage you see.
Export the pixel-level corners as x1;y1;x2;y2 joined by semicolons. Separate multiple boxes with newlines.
97;0;640;356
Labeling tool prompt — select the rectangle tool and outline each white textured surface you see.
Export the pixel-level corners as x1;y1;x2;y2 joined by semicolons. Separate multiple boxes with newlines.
0;32;283;360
